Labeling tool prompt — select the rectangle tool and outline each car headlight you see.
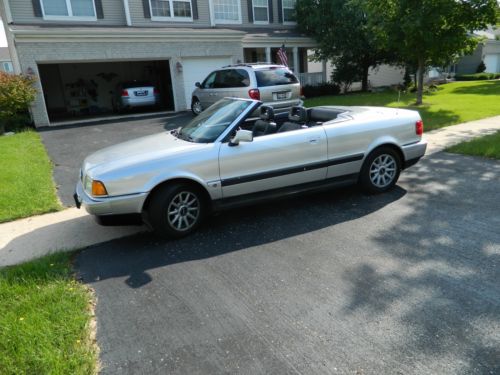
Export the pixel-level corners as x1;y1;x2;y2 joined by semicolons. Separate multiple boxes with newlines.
84;175;108;197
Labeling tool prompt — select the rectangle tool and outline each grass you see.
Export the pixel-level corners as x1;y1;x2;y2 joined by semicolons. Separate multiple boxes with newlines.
304;80;500;131
447;131;500;160
0;253;97;374
0;130;61;223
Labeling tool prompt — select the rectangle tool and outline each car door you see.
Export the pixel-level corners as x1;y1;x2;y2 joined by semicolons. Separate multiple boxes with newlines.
197;71;218;108
218;127;328;198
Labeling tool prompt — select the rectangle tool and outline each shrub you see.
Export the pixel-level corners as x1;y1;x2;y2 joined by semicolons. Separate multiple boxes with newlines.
302;83;341;98
476;61;487;73
0;73;36;134
455;73;500;81
332;58;362;93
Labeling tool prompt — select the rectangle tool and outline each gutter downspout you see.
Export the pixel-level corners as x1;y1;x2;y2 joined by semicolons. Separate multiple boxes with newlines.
1;0;12;23
0;0;21;74
122;0;132;26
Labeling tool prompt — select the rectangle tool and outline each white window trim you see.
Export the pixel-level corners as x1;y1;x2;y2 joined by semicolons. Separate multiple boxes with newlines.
2;62;13;73
213;0;242;25
253;0;269;25
40;0;98;21
149;0;194;22
282;0;297;25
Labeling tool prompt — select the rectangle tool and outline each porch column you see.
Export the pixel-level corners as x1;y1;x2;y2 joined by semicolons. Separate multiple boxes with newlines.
322;60;328;82
265;47;271;63
293;47;299;73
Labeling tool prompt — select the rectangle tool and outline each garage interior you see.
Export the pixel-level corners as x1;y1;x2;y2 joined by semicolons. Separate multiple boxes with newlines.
38;60;174;123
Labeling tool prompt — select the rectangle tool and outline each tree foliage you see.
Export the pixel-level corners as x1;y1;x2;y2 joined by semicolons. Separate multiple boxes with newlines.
362;0;498;104
296;0;394;91
0;72;36;124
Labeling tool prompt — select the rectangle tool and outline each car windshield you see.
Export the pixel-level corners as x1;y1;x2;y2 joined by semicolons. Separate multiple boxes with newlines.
176;99;253;143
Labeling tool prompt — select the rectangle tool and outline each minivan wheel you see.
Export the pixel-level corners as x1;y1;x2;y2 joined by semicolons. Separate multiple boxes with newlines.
147;183;205;238
191;98;203;115
359;147;401;194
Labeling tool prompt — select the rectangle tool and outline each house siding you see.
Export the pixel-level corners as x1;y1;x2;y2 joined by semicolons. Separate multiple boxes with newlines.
8;0;126;25
15;39;242;126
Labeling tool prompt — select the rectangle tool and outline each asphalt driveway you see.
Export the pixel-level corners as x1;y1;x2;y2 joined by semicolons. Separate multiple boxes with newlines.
39;112;194;206
76;152;500;374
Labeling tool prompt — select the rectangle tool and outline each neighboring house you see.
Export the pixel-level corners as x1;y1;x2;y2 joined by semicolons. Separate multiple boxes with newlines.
455;28;500;74
0;0;404;127
0;46;13;73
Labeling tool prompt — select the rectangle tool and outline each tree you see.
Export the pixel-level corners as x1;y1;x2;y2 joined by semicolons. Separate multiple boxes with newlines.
363;0;498;104
296;0;394;92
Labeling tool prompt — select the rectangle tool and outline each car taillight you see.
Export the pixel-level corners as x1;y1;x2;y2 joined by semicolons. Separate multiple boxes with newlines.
248;89;260;100
416;120;424;136
121;90;129;97
154;88;160;95
300;86;304;97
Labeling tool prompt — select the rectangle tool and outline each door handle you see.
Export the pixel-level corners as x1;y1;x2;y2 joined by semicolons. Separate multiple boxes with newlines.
308;139;319;144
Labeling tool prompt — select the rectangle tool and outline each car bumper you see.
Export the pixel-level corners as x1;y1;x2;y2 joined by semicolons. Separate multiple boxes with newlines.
74;180;148;216
402;138;427;168
121;96;159;108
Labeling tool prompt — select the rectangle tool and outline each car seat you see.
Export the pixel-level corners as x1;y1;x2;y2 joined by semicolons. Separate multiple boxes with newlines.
252;106;277;137
278;106;308;133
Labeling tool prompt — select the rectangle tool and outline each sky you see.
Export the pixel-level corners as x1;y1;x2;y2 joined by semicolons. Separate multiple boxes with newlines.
0;20;7;47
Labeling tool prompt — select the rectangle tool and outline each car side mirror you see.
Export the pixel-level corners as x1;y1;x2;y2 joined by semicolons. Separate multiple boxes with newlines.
229;129;253;147
195;82;201;88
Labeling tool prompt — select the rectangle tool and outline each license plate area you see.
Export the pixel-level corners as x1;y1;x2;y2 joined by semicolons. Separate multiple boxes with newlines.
134;90;148;96
273;91;290;100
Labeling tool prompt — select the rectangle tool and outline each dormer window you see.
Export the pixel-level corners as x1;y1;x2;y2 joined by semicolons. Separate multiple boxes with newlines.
149;0;193;21
40;0;97;21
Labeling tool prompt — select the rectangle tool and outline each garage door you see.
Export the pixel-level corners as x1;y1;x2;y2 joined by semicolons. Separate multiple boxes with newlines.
484;54;500;73
182;57;232;110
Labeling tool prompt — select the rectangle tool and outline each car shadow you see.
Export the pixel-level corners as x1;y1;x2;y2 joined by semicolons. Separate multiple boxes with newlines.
75;185;407;289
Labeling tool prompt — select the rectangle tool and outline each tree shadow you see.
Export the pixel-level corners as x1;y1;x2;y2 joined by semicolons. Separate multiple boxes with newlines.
450;80;500;96
342;153;500;373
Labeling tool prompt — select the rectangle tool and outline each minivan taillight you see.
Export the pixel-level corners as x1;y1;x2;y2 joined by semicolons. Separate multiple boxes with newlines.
416;120;424;136
121;89;129;97
248;89;260;100
154;88;160;95
300;85;304;97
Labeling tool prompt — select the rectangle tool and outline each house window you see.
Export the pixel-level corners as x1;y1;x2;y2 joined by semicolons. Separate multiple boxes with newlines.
149;0;193;20
253;0;268;23
40;0;96;20
213;0;242;24
282;0;296;23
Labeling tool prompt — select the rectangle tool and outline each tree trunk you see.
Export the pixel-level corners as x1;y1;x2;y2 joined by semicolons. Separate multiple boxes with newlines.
361;64;370;92
416;58;425;105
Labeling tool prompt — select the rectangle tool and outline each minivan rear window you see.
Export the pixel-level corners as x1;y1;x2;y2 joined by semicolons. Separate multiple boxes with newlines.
255;68;299;87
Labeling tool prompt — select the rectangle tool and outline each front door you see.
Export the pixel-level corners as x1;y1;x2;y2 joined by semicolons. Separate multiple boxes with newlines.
218;127;328;198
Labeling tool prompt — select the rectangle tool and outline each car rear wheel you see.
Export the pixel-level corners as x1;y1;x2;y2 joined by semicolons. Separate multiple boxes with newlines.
191;98;203;116
359;147;401;194
147;183;205;238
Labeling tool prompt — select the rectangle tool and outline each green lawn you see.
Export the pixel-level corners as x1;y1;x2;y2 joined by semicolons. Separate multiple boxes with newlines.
447;131;500;160
304;80;500;131
0;131;60;223
0;253;97;374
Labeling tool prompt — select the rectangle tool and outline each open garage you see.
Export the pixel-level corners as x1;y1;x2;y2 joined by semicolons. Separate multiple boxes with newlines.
38;60;174;123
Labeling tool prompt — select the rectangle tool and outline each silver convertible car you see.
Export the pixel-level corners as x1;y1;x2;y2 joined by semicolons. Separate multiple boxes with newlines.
75;98;427;238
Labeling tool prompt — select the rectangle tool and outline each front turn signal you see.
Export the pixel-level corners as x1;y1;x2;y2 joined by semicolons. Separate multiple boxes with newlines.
91;180;108;196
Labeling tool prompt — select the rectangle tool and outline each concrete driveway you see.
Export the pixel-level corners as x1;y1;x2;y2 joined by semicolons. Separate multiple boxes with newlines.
75;152;500;374
39;112;194;206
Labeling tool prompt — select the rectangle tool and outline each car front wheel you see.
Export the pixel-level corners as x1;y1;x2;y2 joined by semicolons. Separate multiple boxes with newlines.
359;147;401;194
191;98;203;115
147;183;205;238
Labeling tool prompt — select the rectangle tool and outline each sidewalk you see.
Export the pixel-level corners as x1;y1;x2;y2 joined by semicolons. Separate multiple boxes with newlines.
1;115;500;267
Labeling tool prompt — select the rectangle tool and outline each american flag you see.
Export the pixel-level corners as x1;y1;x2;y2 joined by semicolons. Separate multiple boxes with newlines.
277;44;288;67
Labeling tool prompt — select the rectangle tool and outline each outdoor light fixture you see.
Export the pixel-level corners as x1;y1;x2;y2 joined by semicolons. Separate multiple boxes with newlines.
176;61;183;73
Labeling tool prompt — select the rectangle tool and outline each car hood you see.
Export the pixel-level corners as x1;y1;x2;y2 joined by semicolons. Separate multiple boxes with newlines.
83;131;206;176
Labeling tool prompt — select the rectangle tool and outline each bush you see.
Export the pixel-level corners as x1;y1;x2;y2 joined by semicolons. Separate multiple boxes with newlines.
302;83;341;98
455;73;500;81
0;73;36;134
476;61;487;73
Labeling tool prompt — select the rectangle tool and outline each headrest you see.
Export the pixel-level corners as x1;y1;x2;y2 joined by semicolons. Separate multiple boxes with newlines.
288;106;308;123
260;106;275;121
